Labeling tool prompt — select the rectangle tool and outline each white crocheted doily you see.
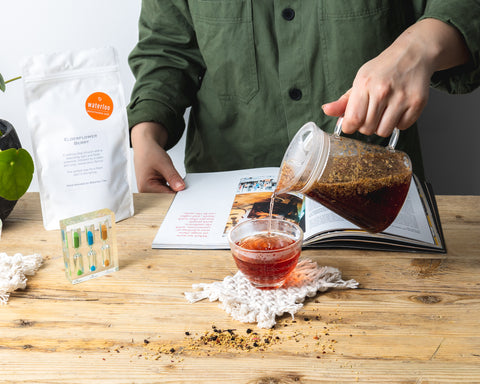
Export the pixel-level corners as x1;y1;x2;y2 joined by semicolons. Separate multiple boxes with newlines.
0;253;43;304
185;258;359;328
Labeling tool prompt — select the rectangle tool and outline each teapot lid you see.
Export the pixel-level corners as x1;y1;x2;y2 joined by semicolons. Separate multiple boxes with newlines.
276;122;329;194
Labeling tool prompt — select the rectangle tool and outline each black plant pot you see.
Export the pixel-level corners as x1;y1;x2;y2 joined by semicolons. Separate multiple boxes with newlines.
0;119;22;222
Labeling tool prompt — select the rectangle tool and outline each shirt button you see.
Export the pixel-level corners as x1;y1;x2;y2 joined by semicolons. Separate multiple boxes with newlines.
282;8;295;21
289;88;302;101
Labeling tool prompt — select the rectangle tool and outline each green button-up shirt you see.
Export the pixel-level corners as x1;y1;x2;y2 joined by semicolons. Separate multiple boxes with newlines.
127;0;480;178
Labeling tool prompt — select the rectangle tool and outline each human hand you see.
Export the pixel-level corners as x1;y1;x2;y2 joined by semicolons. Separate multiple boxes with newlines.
322;18;470;137
131;122;185;193
322;43;431;138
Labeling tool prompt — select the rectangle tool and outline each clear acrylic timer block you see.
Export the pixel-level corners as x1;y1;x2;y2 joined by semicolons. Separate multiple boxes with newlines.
60;209;119;284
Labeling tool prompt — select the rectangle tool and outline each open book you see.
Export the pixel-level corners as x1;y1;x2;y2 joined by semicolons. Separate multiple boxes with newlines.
152;167;446;253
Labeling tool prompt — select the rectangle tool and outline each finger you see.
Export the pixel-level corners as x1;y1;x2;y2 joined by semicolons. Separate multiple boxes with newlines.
395;105;424;132
342;88;369;134
137;171;184;194
358;102;385;136
395;92;427;131
138;158;185;194
134;163;169;193
374;106;403;138
153;152;185;192
322;90;351;117
164;171;186;192
141;177;177;194
375;93;424;137
358;88;391;136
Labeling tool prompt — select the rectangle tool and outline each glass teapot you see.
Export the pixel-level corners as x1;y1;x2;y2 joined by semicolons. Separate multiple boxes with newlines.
275;118;412;233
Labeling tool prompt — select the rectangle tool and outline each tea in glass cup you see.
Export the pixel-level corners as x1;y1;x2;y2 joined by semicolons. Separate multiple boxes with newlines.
227;218;303;289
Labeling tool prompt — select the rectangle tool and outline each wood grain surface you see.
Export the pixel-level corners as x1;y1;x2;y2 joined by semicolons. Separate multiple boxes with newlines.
1;193;479;383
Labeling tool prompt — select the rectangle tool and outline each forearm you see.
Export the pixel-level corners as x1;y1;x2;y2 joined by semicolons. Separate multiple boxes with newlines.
392;18;470;75
131;122;168;150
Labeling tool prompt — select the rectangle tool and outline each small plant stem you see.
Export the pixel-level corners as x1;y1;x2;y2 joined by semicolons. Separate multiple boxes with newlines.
5;76;22;84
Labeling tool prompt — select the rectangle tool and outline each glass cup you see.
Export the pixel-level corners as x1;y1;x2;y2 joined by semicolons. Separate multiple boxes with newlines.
227;218;303;289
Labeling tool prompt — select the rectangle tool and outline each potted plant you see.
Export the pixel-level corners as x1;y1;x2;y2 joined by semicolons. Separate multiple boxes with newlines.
0;73;34;222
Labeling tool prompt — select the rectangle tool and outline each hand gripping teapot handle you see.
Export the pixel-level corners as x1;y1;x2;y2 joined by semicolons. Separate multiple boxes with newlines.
333;117;400;150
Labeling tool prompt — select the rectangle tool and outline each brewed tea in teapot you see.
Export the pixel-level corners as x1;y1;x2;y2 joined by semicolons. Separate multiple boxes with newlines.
275;119;412;233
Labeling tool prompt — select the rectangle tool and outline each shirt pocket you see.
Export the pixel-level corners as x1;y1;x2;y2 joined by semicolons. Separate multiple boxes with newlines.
190;0;259;103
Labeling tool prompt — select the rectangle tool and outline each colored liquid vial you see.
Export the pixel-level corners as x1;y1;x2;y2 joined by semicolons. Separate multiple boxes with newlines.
61;229;71;277
86;228;97;272
73;230;84;276
100;224;111;267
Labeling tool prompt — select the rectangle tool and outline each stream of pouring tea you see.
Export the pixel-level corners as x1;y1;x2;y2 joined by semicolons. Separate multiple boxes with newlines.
267;191;277;234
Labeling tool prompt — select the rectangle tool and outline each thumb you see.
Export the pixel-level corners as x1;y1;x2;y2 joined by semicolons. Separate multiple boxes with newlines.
322;89;351;117
166;170;186;192
159;154;185;192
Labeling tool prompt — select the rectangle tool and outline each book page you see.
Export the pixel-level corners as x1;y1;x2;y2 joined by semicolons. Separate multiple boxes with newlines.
152;168;279;249
304;199;358;237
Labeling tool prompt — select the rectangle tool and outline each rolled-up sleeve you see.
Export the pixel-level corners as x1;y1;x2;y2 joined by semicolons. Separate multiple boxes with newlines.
418;0;480;94
127;0;205;149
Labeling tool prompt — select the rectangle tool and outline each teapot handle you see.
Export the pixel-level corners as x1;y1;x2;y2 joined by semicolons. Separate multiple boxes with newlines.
333;117;400;150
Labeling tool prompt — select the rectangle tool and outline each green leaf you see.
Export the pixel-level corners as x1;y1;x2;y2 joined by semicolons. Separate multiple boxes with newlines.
0;73;5;92
0;148;34;200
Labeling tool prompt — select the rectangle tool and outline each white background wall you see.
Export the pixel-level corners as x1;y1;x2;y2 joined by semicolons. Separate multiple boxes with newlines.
1;1;479;195
0;0;186;194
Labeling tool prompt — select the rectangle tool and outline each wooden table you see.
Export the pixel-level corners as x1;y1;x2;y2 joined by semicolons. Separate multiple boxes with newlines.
1;193;479;383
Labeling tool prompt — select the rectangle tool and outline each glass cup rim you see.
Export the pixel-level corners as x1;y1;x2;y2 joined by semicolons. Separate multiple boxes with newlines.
227;218;303;254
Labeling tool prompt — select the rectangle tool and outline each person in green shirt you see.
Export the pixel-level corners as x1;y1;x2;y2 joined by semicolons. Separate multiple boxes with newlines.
127;1;480;193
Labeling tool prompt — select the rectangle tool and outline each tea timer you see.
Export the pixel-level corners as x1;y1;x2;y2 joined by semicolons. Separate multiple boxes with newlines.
59;209;119;284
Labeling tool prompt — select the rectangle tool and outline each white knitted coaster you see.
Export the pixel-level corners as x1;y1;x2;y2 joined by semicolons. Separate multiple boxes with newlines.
0;253;43;304
184;258;359;329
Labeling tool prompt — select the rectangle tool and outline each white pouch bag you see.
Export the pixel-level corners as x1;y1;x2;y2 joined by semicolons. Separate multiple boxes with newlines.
22;47;134;230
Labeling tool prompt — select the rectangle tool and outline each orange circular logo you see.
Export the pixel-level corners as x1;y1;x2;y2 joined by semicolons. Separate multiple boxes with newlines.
85;92;114;120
